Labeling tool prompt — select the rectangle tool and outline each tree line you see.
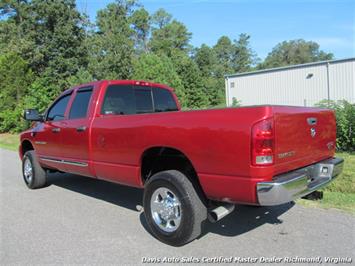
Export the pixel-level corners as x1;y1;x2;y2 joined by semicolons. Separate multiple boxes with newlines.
0;0;333;132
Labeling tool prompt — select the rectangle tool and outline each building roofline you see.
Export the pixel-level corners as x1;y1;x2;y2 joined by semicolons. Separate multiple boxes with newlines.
224;57;355;79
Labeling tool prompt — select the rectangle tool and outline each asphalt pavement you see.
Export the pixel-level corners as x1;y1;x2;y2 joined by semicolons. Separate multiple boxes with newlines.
1;148;354;265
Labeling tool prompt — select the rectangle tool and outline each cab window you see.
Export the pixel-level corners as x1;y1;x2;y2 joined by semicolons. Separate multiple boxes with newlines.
47;94;71;121
135;87;153;114
69;88;93;119
102;85;135;115
101;85;176;115
152;88;178;112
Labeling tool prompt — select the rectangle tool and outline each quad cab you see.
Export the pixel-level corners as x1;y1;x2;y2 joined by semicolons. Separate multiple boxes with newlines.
20;80;344;246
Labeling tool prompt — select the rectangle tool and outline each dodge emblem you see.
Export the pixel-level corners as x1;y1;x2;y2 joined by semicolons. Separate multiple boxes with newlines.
310;128;316;138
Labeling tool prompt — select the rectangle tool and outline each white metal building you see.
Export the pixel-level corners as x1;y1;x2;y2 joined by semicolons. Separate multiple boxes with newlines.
225;58;355;107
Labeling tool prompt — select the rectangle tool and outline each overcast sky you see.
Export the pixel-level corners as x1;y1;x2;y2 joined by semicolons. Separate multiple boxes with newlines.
76;0;355;60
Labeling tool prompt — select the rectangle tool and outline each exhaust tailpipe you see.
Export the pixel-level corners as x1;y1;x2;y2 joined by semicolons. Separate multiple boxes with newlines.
208;203;235;223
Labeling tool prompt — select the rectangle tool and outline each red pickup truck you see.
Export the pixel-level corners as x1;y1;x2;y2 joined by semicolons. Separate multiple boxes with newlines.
20;80;343;246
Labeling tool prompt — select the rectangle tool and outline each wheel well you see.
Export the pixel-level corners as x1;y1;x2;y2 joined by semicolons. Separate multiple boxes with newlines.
21;140;34;156
141;147;208;203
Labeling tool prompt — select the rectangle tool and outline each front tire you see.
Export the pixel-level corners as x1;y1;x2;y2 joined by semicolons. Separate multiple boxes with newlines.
143;170;207;246
22;151;47;189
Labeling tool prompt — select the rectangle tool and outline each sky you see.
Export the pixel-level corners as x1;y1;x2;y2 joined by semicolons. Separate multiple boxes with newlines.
76;0;355;60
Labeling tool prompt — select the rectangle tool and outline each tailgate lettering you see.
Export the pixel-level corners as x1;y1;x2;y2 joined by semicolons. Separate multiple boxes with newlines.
278;151;296;159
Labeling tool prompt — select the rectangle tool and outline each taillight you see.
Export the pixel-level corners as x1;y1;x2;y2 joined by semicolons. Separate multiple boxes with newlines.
251;118;274;166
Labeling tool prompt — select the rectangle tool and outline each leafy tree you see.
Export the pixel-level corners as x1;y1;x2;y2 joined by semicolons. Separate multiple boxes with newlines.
0;53;33;111
1;0;89;131
0;0;32;23
150;20;191;56
204;77;224;106
0;1;35;65
171;51;209;108
213;34;257;74
130;7;150;53
179;61;209;109
87;0;136;80
232;33;258;73
0;0;29;35
259;39;333;69
195;35;256;106
0;53;33;132
27;0;87;92
1;1;88;86
194;44;223;105
194;44;217;77
25;78;58;112
132;53;185;103
151;8;172;29
66;68;94;87
315;100;355;152
213;36;234;74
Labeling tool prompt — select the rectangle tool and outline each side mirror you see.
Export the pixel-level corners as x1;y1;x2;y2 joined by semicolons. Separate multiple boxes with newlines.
23;109;43;122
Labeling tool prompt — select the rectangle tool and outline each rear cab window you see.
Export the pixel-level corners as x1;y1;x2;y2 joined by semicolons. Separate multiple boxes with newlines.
101;84;178;115
135;87;154;114
152;87;178;112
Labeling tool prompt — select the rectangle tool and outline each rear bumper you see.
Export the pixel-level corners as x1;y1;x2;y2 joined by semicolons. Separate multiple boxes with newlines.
257;157;344;206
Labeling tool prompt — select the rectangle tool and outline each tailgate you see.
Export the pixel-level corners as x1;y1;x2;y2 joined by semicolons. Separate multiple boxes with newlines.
273;106;336;172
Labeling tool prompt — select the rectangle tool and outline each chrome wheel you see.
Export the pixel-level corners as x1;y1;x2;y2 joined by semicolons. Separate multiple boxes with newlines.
23;158;33;184
150;187;182;233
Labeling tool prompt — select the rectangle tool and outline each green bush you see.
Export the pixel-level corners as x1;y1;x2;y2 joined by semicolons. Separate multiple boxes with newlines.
0;53;34;133
0;105;28;133
231;97;242;107
315;100;355;152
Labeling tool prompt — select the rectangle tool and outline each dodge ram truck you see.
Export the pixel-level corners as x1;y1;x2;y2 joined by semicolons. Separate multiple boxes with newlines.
20;80;344;246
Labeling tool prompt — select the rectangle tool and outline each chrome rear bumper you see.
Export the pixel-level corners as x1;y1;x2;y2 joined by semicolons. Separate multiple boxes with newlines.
257;157;344;206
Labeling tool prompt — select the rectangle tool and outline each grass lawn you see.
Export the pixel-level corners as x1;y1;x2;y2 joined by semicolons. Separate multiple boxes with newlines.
297;151;355;214
0;133;19;151
1;133;354;213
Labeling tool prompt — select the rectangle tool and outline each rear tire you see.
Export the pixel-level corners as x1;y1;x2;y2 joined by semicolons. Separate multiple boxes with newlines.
22;151;47;189
143;170;207;246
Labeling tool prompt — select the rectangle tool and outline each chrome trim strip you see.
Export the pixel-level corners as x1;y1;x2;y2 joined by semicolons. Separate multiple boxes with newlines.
39;157;88;167
257;157;344;206
35;141;47;145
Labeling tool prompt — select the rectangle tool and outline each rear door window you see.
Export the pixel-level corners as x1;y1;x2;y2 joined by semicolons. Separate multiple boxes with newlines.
69;87;93;119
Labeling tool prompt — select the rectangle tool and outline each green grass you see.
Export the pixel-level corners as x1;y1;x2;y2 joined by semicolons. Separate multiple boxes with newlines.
297;152;355;214
0;133;354;213
324;152;355;194
298;191;355;214
0;133;20;151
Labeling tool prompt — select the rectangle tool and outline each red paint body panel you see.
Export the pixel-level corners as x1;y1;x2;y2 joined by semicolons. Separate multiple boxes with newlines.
19;80;336;205
272;106;336;175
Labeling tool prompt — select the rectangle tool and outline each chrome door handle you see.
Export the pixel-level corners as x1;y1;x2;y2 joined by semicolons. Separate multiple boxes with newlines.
52;128;61;133
76;126;86;132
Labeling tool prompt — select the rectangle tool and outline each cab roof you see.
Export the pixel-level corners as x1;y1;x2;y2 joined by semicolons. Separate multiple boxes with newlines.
63;80;174;95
